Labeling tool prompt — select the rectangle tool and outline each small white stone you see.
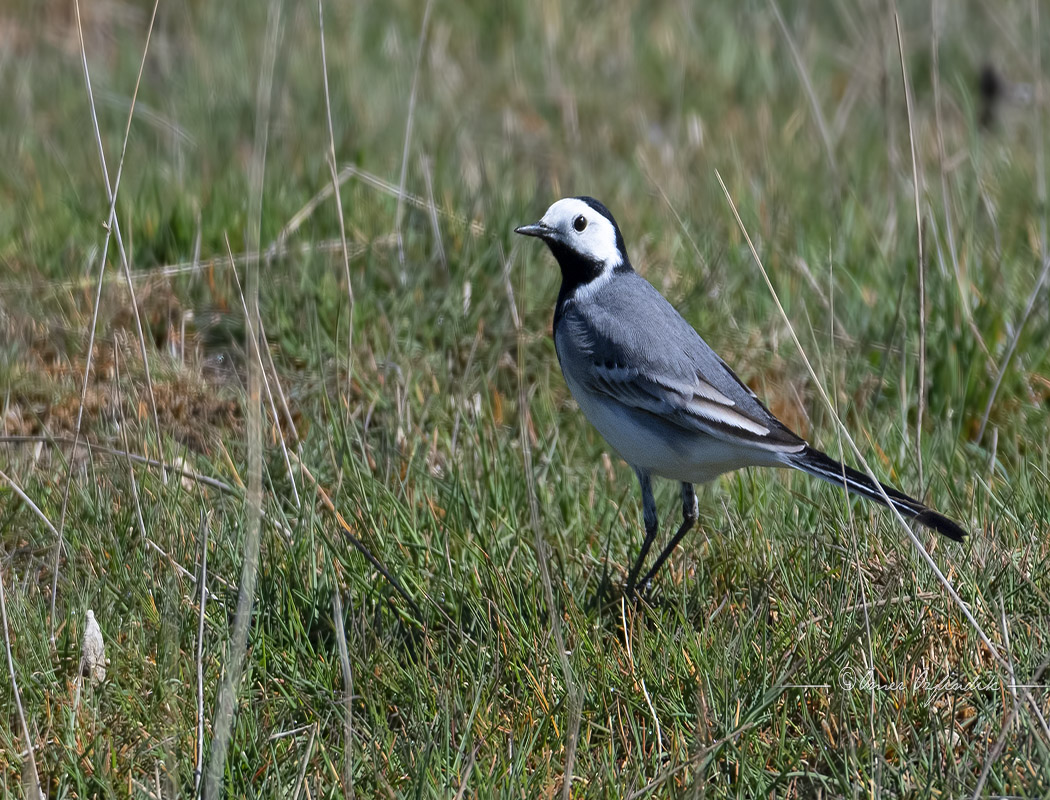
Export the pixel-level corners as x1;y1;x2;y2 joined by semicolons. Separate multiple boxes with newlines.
81;609;106;685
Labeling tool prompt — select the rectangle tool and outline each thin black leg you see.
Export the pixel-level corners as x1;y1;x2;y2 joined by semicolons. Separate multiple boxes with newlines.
638;483;697;589
625;470;658;595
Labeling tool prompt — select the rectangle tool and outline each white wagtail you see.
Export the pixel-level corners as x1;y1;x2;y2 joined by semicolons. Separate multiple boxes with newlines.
515;196;966;592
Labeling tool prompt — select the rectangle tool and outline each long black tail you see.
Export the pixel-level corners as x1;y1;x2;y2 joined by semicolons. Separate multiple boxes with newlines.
788;446;967;542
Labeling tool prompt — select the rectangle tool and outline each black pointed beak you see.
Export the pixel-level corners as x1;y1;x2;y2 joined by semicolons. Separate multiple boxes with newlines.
514;222;552;239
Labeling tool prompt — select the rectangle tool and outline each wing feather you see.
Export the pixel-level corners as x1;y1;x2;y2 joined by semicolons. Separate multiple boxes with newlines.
556;273;806;453
589;361;799;449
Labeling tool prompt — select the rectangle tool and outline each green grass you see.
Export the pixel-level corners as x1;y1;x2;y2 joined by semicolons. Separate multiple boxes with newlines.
1;0;1049;796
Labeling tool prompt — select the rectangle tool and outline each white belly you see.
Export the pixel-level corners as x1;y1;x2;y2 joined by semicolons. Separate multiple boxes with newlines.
562;370;775;484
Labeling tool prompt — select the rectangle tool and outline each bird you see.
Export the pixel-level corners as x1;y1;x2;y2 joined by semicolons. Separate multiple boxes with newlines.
515;196;966;594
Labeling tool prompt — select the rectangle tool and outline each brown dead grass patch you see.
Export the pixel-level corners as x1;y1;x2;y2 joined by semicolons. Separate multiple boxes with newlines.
2;277;245;455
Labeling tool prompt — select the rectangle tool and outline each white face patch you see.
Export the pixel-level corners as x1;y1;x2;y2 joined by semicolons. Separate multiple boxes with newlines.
539;198;624;270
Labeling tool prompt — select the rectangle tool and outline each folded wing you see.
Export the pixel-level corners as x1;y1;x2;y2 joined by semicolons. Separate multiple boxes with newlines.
557;270;806;453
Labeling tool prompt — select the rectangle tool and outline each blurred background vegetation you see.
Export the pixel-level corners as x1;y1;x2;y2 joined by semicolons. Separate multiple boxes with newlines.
1;0;1048;796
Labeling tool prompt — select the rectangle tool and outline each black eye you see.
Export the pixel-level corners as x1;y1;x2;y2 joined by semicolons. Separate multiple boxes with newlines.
573;215;588;232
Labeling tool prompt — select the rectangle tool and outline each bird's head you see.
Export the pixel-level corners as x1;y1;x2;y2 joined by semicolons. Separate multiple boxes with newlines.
515;197;629;279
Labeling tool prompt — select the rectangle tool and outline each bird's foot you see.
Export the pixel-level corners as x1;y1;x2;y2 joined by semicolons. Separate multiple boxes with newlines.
624;578;659;606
